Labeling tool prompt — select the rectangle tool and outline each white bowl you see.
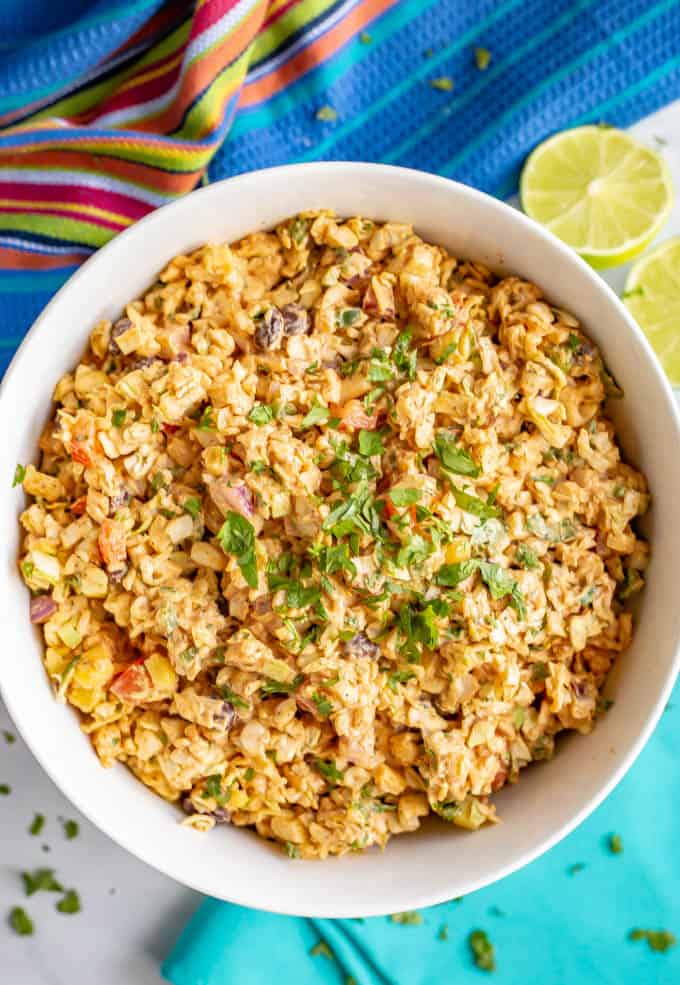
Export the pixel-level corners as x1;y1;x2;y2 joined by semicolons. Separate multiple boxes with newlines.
1;163;679;918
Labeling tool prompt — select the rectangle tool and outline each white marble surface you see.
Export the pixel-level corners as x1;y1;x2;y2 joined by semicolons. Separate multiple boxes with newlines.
2;100;679;984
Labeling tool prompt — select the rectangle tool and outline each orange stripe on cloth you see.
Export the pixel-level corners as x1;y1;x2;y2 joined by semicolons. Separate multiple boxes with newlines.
0;246;90;270
238;0;393;107
0;149;198;194
127;0;268;134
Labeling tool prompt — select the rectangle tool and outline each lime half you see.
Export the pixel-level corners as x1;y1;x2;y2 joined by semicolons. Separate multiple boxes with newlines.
520;126;674;269
624;237;680;385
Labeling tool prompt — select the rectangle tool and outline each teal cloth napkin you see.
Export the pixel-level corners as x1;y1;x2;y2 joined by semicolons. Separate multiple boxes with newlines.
163;686;679;985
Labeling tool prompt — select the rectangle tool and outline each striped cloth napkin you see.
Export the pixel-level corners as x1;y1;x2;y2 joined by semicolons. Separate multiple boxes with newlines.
0;0;679;375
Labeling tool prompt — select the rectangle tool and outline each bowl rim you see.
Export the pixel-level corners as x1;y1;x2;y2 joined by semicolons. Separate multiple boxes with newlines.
1;161;679;917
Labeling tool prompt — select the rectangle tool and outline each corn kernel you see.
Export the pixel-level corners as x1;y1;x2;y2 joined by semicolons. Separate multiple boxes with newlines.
145;653;177;694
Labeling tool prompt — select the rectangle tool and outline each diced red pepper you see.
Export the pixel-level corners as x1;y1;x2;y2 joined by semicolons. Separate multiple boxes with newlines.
110;664;151;703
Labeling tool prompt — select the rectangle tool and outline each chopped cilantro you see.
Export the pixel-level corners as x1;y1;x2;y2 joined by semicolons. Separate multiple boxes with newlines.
609;833;623;854
183;497;202;519
22;868;63;896
532;662;549;681
391;911;423;925
261;674;304;697
388;488;422;507
368;355;394;382
516;543;539;569
567;863;585;875
29;814;45;836
450;485;501;520
289;217;309;244
13;463;26;487
111;409;126;428
0;783;10;795
219;685;250;711
197;406;215;430
622;286;645;300
469;929;496;971
567;332;581;351
312;692;333;717
249;403;274;426
387;669;415;692
430;76;454;91
204;774;229;806
249;460;268;475
314;758;344;785
302;403;331;427
63;819;79;840
3;730;15;744
310;939;335;959
629;929;676;952
433;431;480;477
513;707;526;729
338;307;362;327
438;923;449;941
316;105;337;122
474;46;491;69
56;889;81;915
8;906;33;935
217;512;258;588
151;417;160;433
393;329;417;380
396;533;432;569
284;841;300;858
244;768;255;781
358;429;384;457
436;559;525;617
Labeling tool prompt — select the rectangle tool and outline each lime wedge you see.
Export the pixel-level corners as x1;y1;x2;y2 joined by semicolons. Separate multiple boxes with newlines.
624;237;680;385
520;126;674;269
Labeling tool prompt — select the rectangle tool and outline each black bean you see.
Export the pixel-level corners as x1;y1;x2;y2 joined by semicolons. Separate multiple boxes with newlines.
215;701;236;731
281;303;309;336
254;307;284;350
344;632;380;660
108;317;131;355
216;595;229;616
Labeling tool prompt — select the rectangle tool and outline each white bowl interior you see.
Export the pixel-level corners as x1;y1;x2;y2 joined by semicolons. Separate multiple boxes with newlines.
1;164;679;917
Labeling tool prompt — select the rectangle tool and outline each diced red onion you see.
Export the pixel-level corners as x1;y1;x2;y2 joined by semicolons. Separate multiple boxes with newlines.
30;595;57;624
210;480;255;519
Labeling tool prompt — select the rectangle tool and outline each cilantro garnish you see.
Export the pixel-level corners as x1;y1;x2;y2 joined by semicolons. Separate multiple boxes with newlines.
56;889;81;915
393;329;417;380
312;692;333;717
358;429;384;457
13;463;26;487
219;685;250;711
310;939;335;959
311;542;357;579
433;431;480;477
368;350;394;382
516;543;539;569
29;814;45;836
629;929;676;952
567;862;585;875
22;868;63;896
531;662;549;681
302;403;331;427
389;488;422;507
387;669;415;691
63;819;79;840
314;759;344;785
0;783;11;795
449;485;501;520
249;403;274;426
2;730;15;744
609;833;623;854
9;906;33;935
338;307;362;327
204;774;230;806
391;911;423;925
469;929;496;971
217;512;258;588
396;533;432;569
183;497;202;520
284;841;300;858
436;560;526;618
261;674;304;697
197;406;215;430
438;923;449;940
111;409;126;428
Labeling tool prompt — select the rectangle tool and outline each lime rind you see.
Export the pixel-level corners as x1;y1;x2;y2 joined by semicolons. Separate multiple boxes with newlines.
624;237;680;386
